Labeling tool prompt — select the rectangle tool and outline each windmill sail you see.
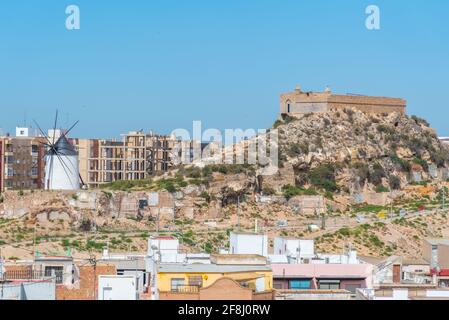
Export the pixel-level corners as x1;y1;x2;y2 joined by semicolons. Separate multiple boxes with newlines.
34;111;81;191
44;134;80;190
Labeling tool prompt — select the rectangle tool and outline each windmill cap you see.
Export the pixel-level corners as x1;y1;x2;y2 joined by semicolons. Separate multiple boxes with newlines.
47;135;78;156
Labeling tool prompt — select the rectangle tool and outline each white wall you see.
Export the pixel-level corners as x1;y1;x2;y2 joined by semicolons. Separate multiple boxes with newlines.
273;238;315;258
45;155;80;190
98;276;137;300
147;237;180;262
229;233;268;257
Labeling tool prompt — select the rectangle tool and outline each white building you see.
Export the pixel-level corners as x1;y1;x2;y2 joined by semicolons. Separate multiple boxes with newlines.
147;236;180;262
273;237;315;261
44;135;80;190
229;232;268;257
98;275;137;300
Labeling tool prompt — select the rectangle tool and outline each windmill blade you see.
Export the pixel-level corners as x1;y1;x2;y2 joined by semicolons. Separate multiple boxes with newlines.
79;173;86;187
51;110;59;145
46;152;55;190
33;119;53;146
54;151;74;175
54;152;76;189
61;120;80;139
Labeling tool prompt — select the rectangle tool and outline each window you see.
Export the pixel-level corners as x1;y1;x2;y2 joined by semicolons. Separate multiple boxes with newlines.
6;167;13;177
289;280;311;290
44;266;64;284
345;284;362;295
171;278;185;292
273;283;283;290
188;276;203;288
31;167;38;176
318;280;340;290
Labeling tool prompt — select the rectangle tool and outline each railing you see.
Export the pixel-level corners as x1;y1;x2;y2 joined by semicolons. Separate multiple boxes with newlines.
172;285;200;293
2;270;45;281
1;270;63;284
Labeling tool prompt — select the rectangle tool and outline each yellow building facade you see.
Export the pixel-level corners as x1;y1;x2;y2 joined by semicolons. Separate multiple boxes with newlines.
156;261;273;293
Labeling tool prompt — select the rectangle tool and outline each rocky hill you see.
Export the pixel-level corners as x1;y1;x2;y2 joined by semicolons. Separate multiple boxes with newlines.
2;108;449;261
261;109;449;200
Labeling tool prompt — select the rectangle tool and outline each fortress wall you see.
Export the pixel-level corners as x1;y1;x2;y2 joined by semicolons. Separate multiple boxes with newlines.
328;102;406;114
280;92;406;115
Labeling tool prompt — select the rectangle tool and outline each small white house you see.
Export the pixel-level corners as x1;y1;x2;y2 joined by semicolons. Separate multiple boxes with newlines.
273;237;315;259
147;236;180;262
98;275;137;300
229;232;268;257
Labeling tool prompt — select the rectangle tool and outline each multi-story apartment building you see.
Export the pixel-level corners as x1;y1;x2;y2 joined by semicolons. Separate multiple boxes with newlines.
72;131;198;188
0;129;46;192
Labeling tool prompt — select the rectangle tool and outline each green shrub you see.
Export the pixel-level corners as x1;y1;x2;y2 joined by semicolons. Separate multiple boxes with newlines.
262;187;276;196
352;163;370;182
411;115;430;127
375;185;390;193
101;179;153;191
369;163;386;186
273;120;283;129
61;239;70;247
413;157;429;172
377;124;395;135
288;143;309;156
200;191;211;203
308;164;339;192
282;185;319;200
390;154;411;172
201;164;255;177
389;175;401;190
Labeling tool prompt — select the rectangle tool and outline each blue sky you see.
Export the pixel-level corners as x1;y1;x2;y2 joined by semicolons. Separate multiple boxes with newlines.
0;0;448;139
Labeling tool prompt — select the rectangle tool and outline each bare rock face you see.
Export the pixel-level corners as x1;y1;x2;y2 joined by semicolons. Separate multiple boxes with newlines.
266;109;449;196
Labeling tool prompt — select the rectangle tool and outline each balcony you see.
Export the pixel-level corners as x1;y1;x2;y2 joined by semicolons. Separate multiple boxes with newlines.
172;285;200;293
2;269;63;284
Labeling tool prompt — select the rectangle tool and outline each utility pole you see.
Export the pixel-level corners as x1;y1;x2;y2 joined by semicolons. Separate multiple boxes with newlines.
33;224;36;260
442;185;446;210
156;207;160;236
321;212;326;230
93;193;98;237
89;255;98;300
237;196;240;231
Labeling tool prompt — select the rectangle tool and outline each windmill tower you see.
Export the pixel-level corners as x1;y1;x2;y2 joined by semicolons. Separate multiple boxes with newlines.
34;111;83;191
45;134;80;190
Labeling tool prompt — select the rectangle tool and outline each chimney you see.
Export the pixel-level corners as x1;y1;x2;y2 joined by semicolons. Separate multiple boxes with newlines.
294;85;302;93
102;247;109;259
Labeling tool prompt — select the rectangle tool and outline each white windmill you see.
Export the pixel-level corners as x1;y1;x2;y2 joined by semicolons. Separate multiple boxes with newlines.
33;111;84;191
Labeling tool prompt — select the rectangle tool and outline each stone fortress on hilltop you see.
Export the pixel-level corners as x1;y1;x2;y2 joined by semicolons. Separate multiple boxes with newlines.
280;85;407;117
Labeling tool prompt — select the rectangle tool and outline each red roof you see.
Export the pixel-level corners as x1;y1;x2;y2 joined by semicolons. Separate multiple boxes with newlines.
430;268;449;276
151;236;176;240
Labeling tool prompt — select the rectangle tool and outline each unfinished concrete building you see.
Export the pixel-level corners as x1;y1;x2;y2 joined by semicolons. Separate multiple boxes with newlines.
73;131;196;188
0;133;46;192
280;85;406;118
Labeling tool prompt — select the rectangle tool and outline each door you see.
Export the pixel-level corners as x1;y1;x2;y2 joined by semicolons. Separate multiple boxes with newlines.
102;287;113;300
393;264;401;284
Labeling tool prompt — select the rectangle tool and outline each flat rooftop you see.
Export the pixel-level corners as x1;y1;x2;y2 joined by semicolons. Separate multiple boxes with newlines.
426;238;449;246
157;263;271;274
